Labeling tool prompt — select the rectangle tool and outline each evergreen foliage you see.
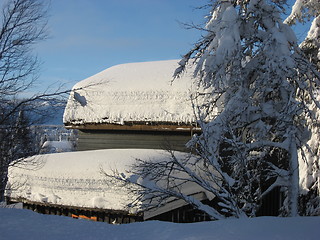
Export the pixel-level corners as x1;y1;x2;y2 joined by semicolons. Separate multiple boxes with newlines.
114;0;320;219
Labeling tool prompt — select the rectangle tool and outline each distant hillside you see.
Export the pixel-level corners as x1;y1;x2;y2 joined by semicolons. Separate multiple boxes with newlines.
27;99;66;126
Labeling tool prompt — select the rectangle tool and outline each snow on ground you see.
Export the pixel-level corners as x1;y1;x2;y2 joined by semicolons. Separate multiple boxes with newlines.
6;149;200;212
0;207;319;240
63;60;199;125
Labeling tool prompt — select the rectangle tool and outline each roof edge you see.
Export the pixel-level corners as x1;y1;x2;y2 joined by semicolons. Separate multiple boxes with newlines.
64;122;201;132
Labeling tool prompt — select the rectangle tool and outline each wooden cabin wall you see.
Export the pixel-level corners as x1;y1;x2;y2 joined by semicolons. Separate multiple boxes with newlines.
147;204;211;223
20;201;143;224
76;130;192;152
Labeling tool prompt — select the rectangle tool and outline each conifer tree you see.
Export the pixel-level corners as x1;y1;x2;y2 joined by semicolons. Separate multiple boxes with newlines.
286;0;320;216
175;0;320;217
111;0;320;219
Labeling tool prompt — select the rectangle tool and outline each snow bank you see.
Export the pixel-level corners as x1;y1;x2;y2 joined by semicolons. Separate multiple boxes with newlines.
1;208;319;240
63;60;198;125
6;149;203;212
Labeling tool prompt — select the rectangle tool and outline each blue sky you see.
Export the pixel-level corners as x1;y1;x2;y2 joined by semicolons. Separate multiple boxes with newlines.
33;0;310;92
34;0;208;92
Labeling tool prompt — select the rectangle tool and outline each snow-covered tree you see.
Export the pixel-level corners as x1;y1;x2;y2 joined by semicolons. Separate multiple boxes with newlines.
286;0;320;68
179;0;320;217
108;0;320;219
285;0;320;25
286;0;320;216
175;0;313;217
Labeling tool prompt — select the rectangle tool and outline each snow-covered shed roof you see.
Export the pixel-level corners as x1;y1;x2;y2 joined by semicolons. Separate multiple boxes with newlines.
63;60;198;128
40;141;73;154
6;149;214;216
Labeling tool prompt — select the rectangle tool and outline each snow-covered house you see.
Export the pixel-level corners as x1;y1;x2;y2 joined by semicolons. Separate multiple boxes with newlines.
6;59;283;222
40;140;74;154
63;60;199;152
6;149;214;223
61;60;213;222
6;60;214;223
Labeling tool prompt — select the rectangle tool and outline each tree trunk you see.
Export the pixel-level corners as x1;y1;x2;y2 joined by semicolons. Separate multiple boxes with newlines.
288;139;299;216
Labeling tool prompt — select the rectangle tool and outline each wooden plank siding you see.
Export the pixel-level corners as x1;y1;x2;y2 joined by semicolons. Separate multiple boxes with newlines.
77;130;193;152
7;197;143;224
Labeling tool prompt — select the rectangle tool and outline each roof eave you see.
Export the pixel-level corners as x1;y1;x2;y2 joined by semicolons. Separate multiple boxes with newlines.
64;122;201;133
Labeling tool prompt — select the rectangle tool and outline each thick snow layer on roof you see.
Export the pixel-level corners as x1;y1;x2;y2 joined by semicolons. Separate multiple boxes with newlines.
63;60;198;125
6;149;207;212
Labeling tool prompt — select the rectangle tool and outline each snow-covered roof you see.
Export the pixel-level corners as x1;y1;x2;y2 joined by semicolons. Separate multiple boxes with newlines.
6;149;211;214
63;60;197;126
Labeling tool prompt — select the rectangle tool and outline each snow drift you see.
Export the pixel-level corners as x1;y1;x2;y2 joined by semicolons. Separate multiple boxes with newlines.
1;207;319;240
